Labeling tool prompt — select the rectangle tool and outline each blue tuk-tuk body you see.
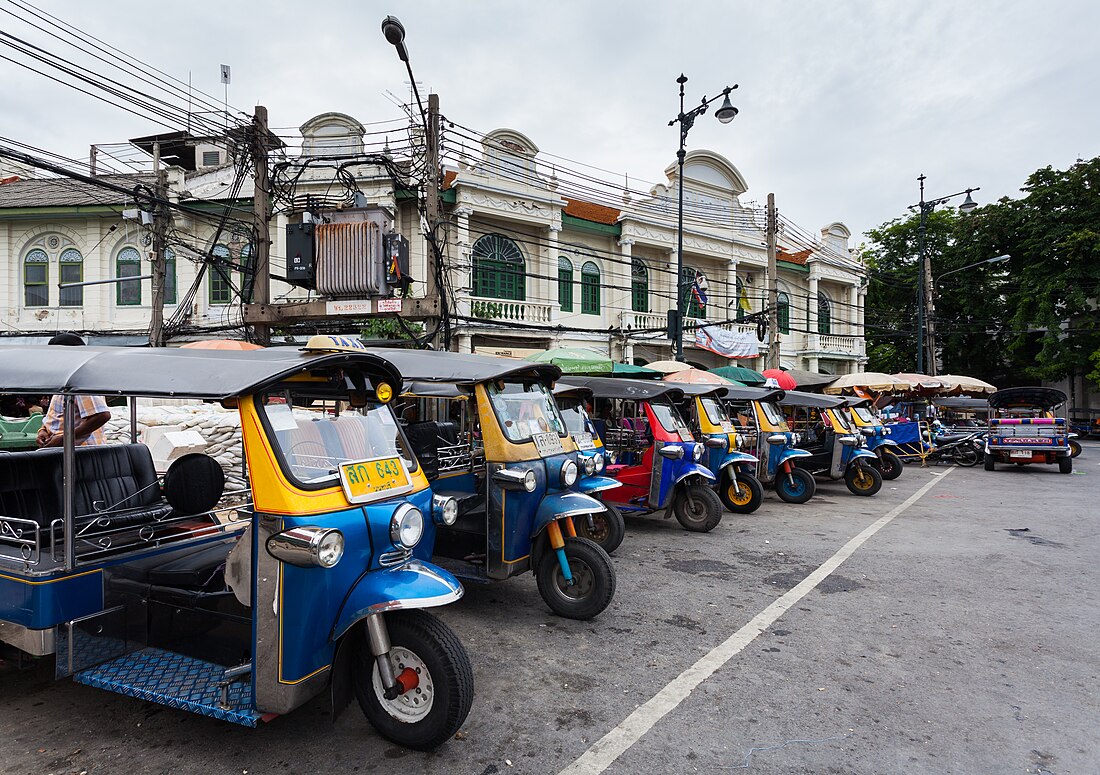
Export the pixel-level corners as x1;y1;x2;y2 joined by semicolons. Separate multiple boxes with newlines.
780;390;884;497
0;341;473;750
842;397;904;480
984;387;1073;473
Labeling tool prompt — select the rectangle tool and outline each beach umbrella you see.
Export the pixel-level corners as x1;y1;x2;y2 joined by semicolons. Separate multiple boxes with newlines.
642;360;694;375
935;374;997;396
179;339;264;350
708;365;766;386
761;369;797;390
823;372;912;395
611;362;662;378
892;373;946;394
664;369;742;386
525;347;613;375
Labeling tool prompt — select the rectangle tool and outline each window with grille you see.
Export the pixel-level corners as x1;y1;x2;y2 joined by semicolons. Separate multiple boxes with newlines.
817;292;832;335
23;248;48;307
472;234;525;301
777;291;791;334
209;244;233;305
581;261;600;315
116;246;142;306
680;267;705;319
59;248;84;307
631;259;649;313
202;150;221;166
558;257;573;312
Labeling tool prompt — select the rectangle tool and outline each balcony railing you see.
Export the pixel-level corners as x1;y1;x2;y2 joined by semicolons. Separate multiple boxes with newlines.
618;312;766;348
805;333;862;356
466;296;555;324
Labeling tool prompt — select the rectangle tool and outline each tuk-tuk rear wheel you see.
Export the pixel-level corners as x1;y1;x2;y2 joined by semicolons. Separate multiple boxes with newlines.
673;484;723;532
878;450;903;480
536;536;616;620
573;501;625;555
354;610;474;751
721;473;763;514
1059;456;1073;474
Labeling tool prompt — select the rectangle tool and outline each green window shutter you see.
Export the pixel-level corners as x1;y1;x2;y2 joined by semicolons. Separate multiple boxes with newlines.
631;259;648;313
581;261;600;315
472;234;525;301
817;292;831;335
164;248;177;305
209;244;232;305
116;246;142;306
777;292;790;334
59;248;84;307
681;267;704;319
23;248;49;307
558;257;574;312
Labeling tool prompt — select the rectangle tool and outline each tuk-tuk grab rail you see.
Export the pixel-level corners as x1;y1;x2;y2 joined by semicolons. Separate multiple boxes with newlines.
0;514;42;567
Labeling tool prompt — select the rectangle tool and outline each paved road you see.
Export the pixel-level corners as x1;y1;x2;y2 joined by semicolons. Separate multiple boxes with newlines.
2;446;1097;775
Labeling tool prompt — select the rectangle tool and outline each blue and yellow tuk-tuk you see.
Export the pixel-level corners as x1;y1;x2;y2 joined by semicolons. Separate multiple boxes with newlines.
673;383;765;514
780;390;884;496
722;386;818;503
842;397;904;480
552;382;625;553
0;338;472;750
375;350;616;621
561;376;723;533
985;387;1073;473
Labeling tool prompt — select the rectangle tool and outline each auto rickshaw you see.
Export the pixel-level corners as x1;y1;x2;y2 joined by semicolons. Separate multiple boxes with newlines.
984;387;1073;473
842;397;904;480
673;383;764;514
561;376;723;533
372;350;616;620
722;386;817;503
780;390;883;496
552;382;626;553
0;338;472;750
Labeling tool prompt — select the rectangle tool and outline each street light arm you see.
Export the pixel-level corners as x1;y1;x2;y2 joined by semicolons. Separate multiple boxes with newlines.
668;85;738;127
911;186;982;211
934;254;1010;285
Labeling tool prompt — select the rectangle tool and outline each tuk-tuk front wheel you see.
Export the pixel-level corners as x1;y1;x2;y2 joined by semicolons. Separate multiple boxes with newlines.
878;449;903;480
845;463;883;496
775;467;815;504
721;472;763;514
354;610;474;751
536;536;616;620
573;501;625;555
673;484;723;532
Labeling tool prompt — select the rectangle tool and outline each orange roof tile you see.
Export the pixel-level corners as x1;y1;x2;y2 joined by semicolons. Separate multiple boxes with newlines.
563;197;620;225
777;247;812;265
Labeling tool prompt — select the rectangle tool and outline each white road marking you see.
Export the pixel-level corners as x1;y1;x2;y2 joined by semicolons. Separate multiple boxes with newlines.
558;470;954;775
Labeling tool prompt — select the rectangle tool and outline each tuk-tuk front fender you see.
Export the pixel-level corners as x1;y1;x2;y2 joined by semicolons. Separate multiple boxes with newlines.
534;491;606;535
330;560;463;642
674;462;717;486
575;475;622;494
719;451;759;472
775;447;813;466
847;449;879;467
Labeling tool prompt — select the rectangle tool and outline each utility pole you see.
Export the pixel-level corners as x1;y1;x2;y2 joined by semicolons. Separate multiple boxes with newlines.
765;193;780;370
251;105;271;345
148;141;169;347
423;93;443;349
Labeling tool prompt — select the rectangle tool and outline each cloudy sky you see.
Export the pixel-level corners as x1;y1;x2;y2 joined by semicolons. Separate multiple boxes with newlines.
2;0;1098;243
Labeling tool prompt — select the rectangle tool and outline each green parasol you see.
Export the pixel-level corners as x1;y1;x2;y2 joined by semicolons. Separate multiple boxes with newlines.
525;347;613;375
708;365;766;386
611;362;662;378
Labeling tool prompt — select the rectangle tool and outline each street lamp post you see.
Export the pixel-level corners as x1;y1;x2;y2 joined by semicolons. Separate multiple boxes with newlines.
914;175;980;375
668;74;738;361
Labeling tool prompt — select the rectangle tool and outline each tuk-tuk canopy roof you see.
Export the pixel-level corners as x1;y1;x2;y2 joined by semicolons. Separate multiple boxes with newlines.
560;376;685;402
843;397;874;408
778;390;848;409
988;386;1067;410
367;348;561;386
552;382;591;399
0;345;403;399
403;380;467;398
721;386;786;404
672;382;731;399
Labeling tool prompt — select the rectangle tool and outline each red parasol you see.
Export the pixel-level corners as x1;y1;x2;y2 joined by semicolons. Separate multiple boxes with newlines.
761;369;797;390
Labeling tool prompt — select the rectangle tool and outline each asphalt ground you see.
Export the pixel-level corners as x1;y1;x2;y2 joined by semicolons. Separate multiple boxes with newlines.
2;443;1097;775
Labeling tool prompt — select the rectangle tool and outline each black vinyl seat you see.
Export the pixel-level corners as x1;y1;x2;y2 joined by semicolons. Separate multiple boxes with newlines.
110;540;234;591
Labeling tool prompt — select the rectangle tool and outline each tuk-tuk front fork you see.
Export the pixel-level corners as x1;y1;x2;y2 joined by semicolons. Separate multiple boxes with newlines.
547;517;578;586
781;459;799;486
364;613;419;701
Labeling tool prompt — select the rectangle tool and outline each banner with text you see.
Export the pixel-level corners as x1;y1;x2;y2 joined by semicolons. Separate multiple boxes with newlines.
694;325;760;359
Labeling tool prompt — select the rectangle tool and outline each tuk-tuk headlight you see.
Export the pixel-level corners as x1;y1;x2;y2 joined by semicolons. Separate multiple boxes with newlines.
883;427;891;436
860;428;874;437
390;504;424;548
593;454;605;473
561;459;579;487
767;434;788;445
658;445;685;460
432;494;459;526
267;526;344;568
693;444;703;462
582;455;597;476
524;469;537;492
840;436;859;446
493;467;538;492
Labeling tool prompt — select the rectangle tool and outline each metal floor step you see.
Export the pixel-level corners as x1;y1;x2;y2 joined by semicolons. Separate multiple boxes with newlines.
73;647;261;727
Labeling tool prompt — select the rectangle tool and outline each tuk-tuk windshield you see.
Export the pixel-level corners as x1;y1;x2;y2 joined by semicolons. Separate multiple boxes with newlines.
650;397;692;435
699;396;731;428
852;406;878;425
830;409;853;432
488;381;567;443
558;400;589;435
758;400;788;429
261;394;417;487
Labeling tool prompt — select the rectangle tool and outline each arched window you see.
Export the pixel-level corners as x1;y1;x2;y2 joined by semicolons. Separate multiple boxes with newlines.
210;244;233;305
164;248;177;305
817;292;832;335
631;259;649;313
239;243;254;302
680;267;705;319
777;291;791;335
116;246;142;306
581;261;601;315
59;248;84;307
558;257;574;312
23;248;49;307
472;234;525;301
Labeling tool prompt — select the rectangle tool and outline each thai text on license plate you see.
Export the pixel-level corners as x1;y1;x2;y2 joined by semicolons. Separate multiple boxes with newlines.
340;456;413;503
573;432;596;451
532;431;565;456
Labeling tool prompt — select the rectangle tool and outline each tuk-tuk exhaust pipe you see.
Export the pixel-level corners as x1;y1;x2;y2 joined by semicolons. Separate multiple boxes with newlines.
364;613;404;700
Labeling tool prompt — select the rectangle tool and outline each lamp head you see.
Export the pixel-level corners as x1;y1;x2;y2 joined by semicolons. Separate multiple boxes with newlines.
987;254;1010;264
381;16;409;61
958;189;978;214
715;88;739;124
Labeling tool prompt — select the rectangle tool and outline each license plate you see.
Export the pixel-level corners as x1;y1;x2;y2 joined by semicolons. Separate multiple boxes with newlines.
573;432;596;451
532;431;565;457
339;456;413;503
1009;450;1032;459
